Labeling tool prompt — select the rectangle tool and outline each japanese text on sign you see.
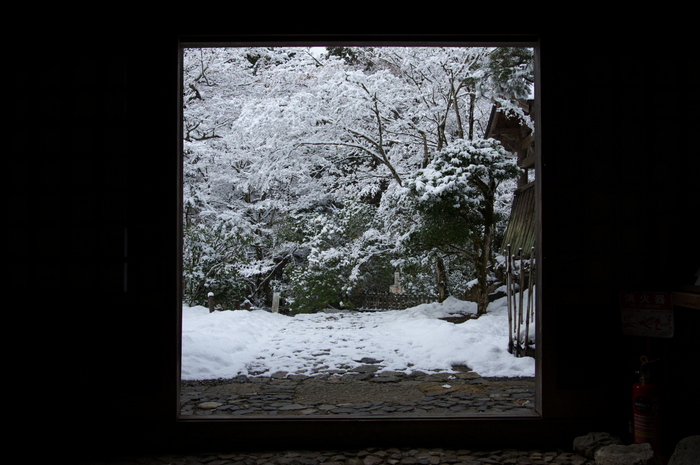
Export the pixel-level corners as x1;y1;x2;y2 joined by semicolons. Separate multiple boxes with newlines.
620;292;674;338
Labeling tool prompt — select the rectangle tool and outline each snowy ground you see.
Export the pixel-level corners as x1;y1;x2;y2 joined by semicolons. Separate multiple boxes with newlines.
181;295;535;381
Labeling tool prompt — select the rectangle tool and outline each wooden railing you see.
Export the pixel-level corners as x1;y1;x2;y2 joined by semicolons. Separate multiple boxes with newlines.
360;293;436;311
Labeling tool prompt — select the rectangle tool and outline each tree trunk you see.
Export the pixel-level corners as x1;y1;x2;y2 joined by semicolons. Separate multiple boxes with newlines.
436;256;448;302
474;187;496;316
468;92;475;140
420;131;430;168
476;287;490;316
452;82;464;140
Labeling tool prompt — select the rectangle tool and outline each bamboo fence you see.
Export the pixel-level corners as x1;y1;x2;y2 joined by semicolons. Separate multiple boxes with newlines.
506;245;536;358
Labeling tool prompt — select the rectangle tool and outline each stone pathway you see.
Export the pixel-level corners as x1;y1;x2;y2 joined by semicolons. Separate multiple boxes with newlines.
86;371;606;465
180;366;535;418
81;447;593;464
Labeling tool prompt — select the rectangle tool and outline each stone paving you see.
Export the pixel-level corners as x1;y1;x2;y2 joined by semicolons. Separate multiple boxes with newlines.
81;447;593;465
180;366;536;418
83;371;602;465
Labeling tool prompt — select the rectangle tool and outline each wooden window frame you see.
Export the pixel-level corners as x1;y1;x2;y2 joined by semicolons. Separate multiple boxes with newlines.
170;34;613;451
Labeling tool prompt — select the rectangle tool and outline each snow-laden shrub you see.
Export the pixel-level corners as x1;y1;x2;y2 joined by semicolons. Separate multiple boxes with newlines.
182;219;249;309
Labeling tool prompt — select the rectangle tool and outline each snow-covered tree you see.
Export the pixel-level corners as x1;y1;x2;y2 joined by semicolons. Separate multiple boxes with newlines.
406;138;522;315
281;196;397;313
181;46;533;312
182;217;250;308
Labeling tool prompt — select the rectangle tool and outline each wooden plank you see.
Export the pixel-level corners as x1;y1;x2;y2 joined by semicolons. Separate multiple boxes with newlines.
672;290;700;310
501;184;536;255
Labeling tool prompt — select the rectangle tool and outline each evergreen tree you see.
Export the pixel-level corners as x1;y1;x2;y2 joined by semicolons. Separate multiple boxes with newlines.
407;138;521;315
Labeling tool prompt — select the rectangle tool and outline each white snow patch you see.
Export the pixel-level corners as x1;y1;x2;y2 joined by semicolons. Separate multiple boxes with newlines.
181;296;534;380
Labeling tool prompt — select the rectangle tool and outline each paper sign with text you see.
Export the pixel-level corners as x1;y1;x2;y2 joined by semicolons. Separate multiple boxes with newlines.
619;291;674;338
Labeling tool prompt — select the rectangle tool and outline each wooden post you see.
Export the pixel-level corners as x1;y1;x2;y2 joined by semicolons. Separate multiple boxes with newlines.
506;244;514;354
208;292;215;313
524;247;535;353
513;250;521;356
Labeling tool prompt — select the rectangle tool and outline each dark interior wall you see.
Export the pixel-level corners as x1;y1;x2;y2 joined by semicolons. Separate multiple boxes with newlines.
540;28;699;430
539;31;699;453
12;27;698;458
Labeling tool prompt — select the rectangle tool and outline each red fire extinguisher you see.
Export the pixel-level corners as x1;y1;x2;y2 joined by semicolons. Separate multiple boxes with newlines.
632;356;662;454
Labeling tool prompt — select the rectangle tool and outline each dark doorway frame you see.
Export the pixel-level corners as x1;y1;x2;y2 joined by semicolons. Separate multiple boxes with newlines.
169;34;610;451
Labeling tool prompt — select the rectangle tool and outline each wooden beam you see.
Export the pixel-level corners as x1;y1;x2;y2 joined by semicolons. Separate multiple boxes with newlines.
521;134;535;149
493;128;522;136
515;181;536;193
519;153;536;169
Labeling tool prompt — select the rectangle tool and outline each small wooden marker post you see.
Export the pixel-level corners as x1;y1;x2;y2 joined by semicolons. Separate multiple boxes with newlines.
208;292;215;313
